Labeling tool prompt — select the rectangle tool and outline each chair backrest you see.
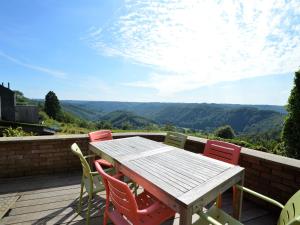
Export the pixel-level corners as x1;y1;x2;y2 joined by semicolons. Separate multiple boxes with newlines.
164;132;187;149
94;161;139;223
71;143;92;179
203;140;241;165
88;130;112;142
278;190;300;225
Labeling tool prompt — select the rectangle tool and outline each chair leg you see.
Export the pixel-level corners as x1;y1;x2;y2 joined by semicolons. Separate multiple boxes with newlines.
232;185;237;212
86;194;92;225
216;193;222;208
103;211;108;225
78;179;84;213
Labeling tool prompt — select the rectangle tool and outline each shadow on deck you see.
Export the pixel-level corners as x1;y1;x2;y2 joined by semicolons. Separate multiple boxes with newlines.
0;172;277;225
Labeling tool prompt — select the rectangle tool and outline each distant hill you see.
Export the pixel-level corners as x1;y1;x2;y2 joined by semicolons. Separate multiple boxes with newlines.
100;111;155;129
60;100;286;134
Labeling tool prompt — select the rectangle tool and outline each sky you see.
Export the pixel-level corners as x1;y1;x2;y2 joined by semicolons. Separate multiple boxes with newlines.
0;0;299;105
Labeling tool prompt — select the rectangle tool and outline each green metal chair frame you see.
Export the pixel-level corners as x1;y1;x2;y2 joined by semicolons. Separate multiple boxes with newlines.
164;131;187;149
194;185;300;225
236;185;300;225
71;143;114;225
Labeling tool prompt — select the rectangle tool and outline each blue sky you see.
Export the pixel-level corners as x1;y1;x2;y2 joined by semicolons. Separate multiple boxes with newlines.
0;0;299;105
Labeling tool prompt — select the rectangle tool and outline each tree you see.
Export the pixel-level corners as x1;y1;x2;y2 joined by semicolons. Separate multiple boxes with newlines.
282;69;300;159
44;91;61;120
214;125;235;139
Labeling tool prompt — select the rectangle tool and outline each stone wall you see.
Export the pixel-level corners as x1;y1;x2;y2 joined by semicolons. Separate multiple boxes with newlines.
0;133;299;206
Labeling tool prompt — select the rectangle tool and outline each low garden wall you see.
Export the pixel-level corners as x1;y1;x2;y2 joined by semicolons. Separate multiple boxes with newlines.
0;132;299;207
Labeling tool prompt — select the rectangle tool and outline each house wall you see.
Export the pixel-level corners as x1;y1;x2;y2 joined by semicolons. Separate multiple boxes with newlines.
15;105;39;124
0;85;15;121
0;133;299;206
0;96;2;120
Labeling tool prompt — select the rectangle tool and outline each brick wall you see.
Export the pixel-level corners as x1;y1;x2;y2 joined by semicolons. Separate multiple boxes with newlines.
0;133;299;206
239;148;300;207
0;135;88;177
0;133;163;178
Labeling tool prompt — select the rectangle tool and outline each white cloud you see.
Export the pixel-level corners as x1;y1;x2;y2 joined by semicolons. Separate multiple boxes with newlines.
85;0;300;96
0;51;67;79
60;76;114;100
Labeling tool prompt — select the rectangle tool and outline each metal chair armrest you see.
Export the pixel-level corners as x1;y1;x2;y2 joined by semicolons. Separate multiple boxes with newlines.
236;185;284;209
84;154;96;159
197;211;223;225
90;171;99;176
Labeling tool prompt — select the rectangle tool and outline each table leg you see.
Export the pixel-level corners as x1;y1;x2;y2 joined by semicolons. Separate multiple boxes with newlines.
179;207;192;225
233;172;244;220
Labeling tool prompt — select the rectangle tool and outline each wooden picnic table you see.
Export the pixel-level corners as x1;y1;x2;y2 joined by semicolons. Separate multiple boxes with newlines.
89;136;245;225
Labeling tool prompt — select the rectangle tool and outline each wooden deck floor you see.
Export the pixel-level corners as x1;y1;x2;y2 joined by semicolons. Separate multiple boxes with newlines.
0;172;277;225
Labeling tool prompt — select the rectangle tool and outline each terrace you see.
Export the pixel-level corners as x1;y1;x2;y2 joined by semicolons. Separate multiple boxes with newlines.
1;133;299;225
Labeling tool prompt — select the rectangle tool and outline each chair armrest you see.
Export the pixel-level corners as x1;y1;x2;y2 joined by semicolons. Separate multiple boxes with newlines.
197;211;223;225
90;171;99;176
84;154;97;159
137;201;161;215
91;168;115;176
236;185;284;209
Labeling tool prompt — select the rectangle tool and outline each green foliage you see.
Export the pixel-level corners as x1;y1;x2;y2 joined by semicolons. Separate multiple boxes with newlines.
214;125;235;139
163;124;176;131
60;123;90;134
95;120;113;129
14;91;33;105
271;142;287;156
282;69;300;159
121;121;133;130
44;91;61;120
100;111;154;129
3;127;34;137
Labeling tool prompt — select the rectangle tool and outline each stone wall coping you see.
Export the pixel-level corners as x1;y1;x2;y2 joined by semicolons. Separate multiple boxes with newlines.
0;132;165;142
0;132;299;169
241;147;300;169
0;134;88;142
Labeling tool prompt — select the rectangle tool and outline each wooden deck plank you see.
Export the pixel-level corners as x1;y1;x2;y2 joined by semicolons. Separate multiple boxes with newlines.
0;196;19;219
14;193;81;208
0;173;81;194
20;184;81;195
1;169;276;225
244;213;277;225
19;188;80;201
10;195;106;216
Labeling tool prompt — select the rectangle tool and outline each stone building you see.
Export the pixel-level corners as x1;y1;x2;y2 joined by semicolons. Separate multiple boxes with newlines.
0;83;39;124
0;83;16;121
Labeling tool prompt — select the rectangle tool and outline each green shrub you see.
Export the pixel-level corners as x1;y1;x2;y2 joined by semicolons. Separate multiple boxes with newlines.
214;125;235;139
3;127;34;137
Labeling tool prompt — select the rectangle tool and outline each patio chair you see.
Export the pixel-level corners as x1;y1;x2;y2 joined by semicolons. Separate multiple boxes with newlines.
203;140;241;208
94;161;176;225
88;129;113;142
88;130;113;168
194;186;300;225
71;143;114;225
164;131;187;149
